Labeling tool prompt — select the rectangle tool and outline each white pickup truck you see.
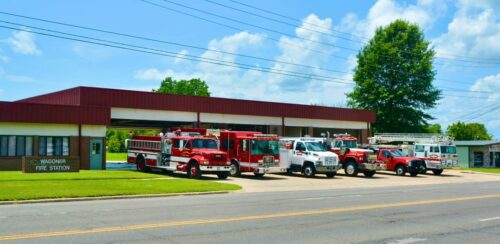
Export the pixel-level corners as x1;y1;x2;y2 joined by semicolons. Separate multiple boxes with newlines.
279;137;341;178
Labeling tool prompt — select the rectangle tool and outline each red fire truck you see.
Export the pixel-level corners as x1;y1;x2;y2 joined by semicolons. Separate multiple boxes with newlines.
126;130;231;179
219;131;286;178
328;134;386;177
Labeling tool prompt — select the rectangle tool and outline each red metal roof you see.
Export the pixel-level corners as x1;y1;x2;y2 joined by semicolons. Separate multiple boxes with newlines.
18;86;376;123
0;102;110;125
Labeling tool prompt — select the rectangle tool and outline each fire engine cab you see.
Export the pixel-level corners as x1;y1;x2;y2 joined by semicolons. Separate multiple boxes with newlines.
368;133;459;175
126;130;231;179
219;131;286;178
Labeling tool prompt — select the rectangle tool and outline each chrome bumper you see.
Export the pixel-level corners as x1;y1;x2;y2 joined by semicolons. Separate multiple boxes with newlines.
200;165;231;172
254;166;288;174
360;163;386;171
425;161;443;170
316;164;342;173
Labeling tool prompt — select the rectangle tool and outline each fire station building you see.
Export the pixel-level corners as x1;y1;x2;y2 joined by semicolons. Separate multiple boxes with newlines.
0;86;376;170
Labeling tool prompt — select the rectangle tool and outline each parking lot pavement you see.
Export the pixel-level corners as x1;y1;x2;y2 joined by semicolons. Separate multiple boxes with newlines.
218;170;500;193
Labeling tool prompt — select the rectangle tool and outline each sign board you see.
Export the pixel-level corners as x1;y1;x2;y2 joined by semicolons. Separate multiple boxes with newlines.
22;156;79;173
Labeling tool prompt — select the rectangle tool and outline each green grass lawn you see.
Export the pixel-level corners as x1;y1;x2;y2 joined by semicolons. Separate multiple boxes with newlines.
0;171;241;201
455;168;500;174
106;152;127;161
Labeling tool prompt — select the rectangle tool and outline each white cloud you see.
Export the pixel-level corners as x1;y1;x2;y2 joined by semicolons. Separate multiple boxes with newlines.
433;0;500;59
174;49;189;64
72;43;113;61
470;73;500;101
5;29;42;55
198;31;265;73
134;68;168;81
0;49;9;62
339;0;447;38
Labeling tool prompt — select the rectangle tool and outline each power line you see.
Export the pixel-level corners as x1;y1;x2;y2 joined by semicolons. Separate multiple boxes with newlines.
0;11;487;86
228;0;500;64
145;0;500;68
464;104;500;122
0;24;355;85
204;0;363;44
158;0;358;52
0;20;494;98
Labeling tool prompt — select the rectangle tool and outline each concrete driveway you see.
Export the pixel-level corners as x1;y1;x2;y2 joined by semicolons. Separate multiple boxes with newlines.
217;170;500;193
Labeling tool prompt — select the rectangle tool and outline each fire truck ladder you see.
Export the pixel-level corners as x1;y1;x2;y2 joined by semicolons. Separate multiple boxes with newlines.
368;133;455;145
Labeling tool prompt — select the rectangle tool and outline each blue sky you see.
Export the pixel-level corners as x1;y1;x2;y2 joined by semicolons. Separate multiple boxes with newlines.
0;0;498;138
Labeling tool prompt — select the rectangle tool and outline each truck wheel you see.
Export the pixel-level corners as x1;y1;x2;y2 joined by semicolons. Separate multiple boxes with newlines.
325;172;336;178
363;171;376;177
344;162;359;177
395;165;406;176
286;168;293;175
187;162;201;179
303;164;316;178
254;173;265;178
229;161;241;177
217;172;229;179
432;169;443;175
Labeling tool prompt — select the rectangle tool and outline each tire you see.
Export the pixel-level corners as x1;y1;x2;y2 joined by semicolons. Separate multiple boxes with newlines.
217;172;229;179
344;161;359;177
363;171;376;177
303;163;316;178
187;162;201;179
286;168;293;175
395;165;406;176
410;172;418;177
325;172;336;178
229;161;241;177
136;156;147;172
432;169;443;175
254;173;265;178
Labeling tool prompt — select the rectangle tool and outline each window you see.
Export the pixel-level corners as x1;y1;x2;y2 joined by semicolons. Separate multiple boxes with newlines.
415;145;425;153
382;150;391;158
39;137;47;156
0;136;7;156
430;146;440;153
39;137;70;157
173;139;180;149
295;142;306;152
333;140;342;148
16;136;25;156
0;136;34;157
182;140;191;149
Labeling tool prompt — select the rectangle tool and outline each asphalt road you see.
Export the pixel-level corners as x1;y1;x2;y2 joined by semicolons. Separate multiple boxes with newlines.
1;181;500;243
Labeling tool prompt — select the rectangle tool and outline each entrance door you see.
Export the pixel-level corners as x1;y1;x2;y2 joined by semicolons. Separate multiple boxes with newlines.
495;152;500;168
90;138;103;170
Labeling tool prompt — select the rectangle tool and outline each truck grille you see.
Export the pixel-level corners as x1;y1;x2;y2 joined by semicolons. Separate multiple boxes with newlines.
323;157;337;166
262;156;275;167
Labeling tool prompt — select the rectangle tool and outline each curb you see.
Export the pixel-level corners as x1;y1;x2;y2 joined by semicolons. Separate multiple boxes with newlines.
0;191;232;205
459;171;500;176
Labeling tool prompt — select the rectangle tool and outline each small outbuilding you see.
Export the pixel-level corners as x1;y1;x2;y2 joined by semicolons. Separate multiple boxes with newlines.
455;141;500;168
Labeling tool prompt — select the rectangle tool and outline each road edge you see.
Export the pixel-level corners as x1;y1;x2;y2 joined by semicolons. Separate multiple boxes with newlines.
0;191;234;205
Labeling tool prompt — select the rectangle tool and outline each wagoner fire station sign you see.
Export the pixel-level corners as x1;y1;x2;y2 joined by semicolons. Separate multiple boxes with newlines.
22;156;79;173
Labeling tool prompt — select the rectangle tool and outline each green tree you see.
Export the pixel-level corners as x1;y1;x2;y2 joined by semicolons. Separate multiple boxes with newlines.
347;20;441;133
446;122;492;140
153;77;210;96
425;123;442;134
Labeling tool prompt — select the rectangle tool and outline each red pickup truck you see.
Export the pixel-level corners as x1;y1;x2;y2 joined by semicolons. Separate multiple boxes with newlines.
368;147;426;177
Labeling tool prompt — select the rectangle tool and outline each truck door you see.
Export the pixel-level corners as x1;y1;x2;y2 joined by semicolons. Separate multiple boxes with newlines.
292;142;306;166
380;150;393;169
239;139;250;164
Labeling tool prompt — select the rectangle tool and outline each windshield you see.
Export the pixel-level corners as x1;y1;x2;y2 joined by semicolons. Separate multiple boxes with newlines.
343;140;357;149
305;142;327;152
251;140;280;155
390;149;407;157
191;139;218;149
440;146;457;154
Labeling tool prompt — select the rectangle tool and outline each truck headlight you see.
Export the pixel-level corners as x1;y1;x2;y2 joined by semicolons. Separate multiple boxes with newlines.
359;157;363;161
316;161;322;166
200;159;209;165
